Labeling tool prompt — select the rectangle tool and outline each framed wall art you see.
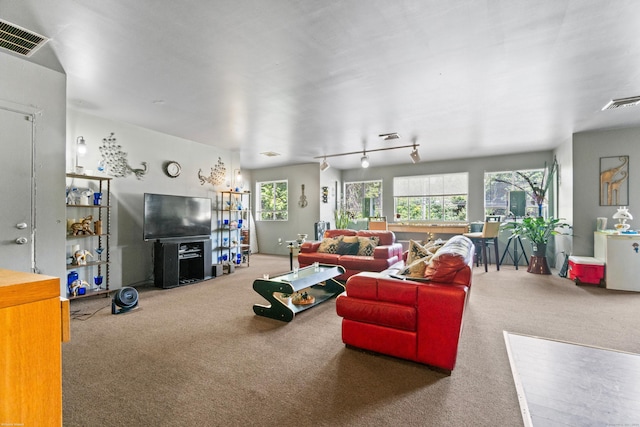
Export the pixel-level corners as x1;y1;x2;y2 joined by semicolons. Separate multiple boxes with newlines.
600;155;629;206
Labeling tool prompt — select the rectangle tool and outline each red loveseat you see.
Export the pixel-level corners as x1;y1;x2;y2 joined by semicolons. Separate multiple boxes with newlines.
335;236;474;373
298;229;403;281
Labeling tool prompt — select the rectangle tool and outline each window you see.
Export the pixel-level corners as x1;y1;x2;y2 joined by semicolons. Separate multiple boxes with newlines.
393;173;468;221
256;180;288;221
484;169;545;218
343;180;382;218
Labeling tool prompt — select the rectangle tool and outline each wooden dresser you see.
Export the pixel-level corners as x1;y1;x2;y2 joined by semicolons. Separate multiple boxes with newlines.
0;269;70;426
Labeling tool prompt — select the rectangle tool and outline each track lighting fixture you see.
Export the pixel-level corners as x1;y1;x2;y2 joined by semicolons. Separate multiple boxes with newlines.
410;145;420;163
361;153;370;168
314;143;420;168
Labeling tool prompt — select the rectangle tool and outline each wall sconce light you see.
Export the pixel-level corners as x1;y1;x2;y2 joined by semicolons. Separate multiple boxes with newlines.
234;169;243;189
320;157;330;171
75;136;87;174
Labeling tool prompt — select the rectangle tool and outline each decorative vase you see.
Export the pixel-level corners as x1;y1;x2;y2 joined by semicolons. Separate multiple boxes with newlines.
528;243;551;274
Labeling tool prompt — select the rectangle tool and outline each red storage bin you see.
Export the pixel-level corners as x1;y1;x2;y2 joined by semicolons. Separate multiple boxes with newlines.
568;256;605;286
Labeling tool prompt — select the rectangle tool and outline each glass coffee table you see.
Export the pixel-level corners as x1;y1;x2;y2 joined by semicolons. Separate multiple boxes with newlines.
252;264;345;322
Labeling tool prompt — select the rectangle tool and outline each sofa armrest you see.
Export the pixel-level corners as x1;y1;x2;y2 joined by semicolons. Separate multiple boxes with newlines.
300;241;321;253
416;283;468;370
373;243;403;260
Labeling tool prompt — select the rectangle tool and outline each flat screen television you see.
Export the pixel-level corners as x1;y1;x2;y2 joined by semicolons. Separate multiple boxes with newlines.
143;193;212;241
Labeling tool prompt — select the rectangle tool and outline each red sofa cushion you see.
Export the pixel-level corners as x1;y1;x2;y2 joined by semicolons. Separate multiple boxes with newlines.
337;255;396;273
356;230;395;246
336;296;416;331
325;229;357;238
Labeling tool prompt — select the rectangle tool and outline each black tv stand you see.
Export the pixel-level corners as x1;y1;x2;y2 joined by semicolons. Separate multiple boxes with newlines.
154;239;212;288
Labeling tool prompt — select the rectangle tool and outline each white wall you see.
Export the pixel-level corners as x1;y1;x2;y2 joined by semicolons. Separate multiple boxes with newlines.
553;137;574;266
0;53;67;293
67;109;238;289
573;126;640;256
251;163;322;256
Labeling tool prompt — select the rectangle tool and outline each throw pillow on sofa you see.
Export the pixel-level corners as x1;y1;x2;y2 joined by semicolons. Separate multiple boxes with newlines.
336;240;360;255
317;237;340;254
406;240;430;264
357;236;379;256
401;253;435;277
423;235;474;282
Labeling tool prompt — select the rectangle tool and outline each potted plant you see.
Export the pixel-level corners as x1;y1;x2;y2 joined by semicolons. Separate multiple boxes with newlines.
502;216;571;274
334;204;354;229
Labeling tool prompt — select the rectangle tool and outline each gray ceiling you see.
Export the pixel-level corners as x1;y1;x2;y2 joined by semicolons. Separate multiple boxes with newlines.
3;1;640;170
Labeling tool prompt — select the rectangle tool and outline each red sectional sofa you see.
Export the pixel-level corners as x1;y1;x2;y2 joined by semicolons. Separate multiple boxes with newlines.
298;229;404;281
335;235;474;373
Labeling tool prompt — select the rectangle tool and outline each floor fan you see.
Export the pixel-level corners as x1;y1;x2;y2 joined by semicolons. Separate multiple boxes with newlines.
112;287;139;314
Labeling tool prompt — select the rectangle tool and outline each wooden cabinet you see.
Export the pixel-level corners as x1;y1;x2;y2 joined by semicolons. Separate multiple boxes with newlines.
65;173;112;298
215;191;251;268
0;269;70;426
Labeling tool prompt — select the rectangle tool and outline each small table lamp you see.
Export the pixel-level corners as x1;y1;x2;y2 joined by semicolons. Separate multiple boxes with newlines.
613;206;633;233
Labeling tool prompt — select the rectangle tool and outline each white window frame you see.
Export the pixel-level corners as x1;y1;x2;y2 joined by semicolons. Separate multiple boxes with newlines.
393;172;468;222
256;179;288;221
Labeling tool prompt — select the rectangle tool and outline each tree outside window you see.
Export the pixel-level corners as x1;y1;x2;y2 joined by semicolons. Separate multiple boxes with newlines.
484;169;545;218
257;180;288;221
343;180;382;218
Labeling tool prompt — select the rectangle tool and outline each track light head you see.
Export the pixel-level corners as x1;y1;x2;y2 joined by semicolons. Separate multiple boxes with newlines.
361;153;370;168
320;158;330;171
410;146;420;163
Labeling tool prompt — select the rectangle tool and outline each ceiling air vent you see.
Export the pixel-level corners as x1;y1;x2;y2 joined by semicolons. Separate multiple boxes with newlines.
602;96;640;111
379;133;400;141
260;151;281;157
0;19;49;57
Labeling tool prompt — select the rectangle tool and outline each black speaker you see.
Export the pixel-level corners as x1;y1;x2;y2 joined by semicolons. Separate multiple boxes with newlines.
509;191;526;218
112;287;139;314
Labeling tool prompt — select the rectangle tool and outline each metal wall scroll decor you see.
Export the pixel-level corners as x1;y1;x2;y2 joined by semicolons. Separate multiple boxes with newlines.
198;157;226;186
99;132;148;179
600;156;629;206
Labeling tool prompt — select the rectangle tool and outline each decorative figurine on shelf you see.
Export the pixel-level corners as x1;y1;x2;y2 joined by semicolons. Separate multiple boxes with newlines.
70;279;89;297
613;206;633;233
74;249;93;265
70;215;94;235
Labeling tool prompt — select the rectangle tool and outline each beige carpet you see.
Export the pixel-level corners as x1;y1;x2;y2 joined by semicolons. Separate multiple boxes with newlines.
62;255;640;426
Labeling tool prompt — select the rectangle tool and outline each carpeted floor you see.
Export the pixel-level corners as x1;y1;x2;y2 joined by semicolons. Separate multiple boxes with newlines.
62;254;640;426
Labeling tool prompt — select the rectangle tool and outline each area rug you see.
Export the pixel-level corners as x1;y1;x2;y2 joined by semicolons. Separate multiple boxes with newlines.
503;331;640;427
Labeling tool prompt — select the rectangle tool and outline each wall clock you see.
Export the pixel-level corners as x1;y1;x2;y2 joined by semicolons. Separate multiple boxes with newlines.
165;161;181;178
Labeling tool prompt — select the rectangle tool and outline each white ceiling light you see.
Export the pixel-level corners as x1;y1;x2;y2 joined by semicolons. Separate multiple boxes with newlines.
320;157;330;171
361;153;370;168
